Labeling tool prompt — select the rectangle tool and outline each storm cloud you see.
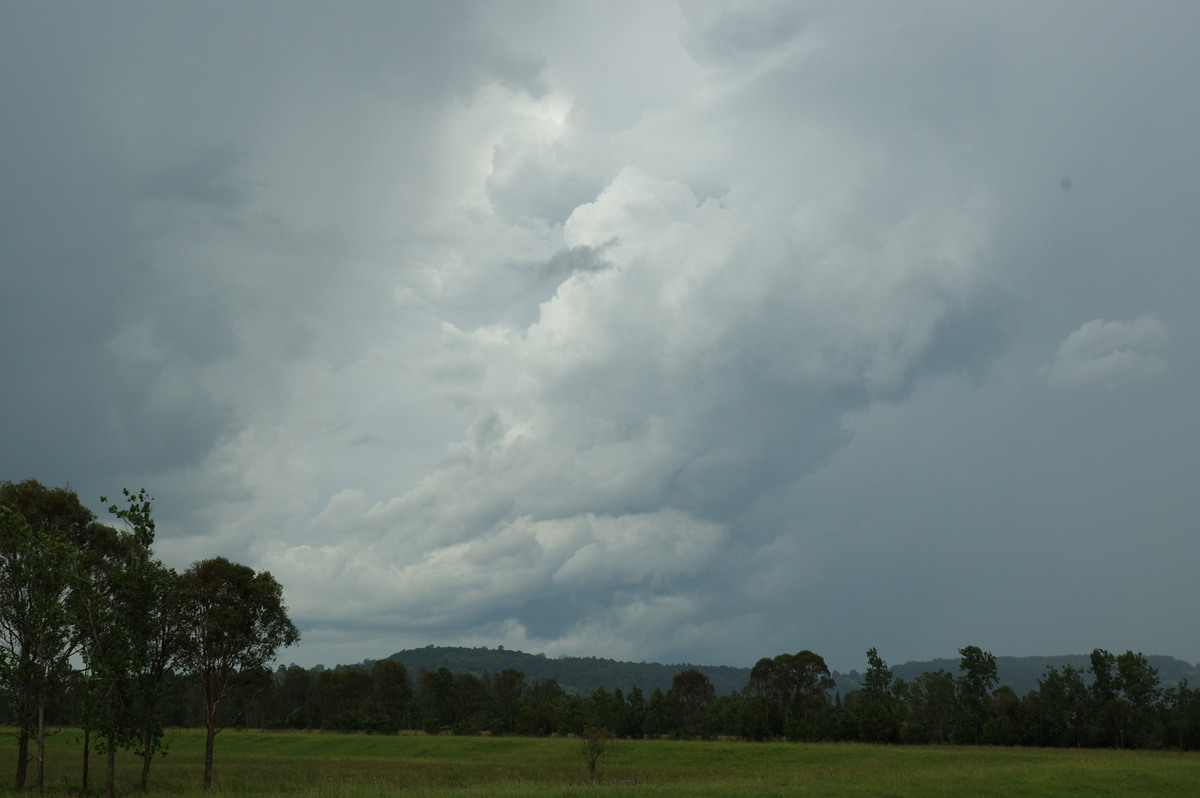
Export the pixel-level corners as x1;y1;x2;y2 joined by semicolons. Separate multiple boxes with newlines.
3;1;1198;671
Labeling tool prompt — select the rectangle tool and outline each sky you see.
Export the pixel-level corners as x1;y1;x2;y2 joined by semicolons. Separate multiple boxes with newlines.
3;1;1198;674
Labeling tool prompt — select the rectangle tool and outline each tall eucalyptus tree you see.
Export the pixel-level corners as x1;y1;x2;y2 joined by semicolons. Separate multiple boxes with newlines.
177;557;299;790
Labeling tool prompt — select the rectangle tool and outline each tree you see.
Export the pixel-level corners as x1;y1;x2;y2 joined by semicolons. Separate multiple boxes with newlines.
1159;680;1200;750
779;651;834;738
70;517;145;798
0;479;96;792
450;672;491;733
1032;664;1089;747
856;648;899;743
491;668;526;734
1089;649;1161;748
76;488;187;794
955;645;998;744
745;651;833;739
1115;650;1161;748
312;667;371;730
177;557;299;790
902;667;955;744
746;655;786;735
580;721;614;783
643;687;669;737
0;504;76;791
587;686;619;735
370;659;413;731
1089;649;1125;747
102;489;186;787
279;665;312;728
515;677;564;736
668;668;715;738
621;685;646;739
130;560;188;788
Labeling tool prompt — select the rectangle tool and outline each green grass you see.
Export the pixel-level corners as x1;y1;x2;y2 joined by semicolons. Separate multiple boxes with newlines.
1;729;1196;797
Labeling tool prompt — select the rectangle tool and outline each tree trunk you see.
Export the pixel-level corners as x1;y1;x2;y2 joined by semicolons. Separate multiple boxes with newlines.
203;724;216;791
82;727;90;794
105;731;117;798
15;726;30;790
139;728;154;791
36;699;46;792
202;679;221;791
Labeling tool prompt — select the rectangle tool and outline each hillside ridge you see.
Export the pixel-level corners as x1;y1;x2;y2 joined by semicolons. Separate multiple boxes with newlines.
376;645;1199;697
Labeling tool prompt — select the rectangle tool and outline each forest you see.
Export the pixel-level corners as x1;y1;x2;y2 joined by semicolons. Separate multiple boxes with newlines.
243;645;1199;751
4;479;1200;797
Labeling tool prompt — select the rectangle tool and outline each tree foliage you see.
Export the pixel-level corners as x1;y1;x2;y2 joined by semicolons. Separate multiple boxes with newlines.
0;480;87;791
177;556;299;790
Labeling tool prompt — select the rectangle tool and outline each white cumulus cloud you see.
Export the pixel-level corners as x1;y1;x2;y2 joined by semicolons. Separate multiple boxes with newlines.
1047;314;1169;388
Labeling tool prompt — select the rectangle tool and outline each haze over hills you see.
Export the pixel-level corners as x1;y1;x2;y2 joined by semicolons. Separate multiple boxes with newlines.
375;646;1200;698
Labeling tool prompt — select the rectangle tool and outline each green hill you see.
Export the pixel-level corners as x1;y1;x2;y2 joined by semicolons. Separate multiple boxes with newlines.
376;646;1198;699
378;645;750;695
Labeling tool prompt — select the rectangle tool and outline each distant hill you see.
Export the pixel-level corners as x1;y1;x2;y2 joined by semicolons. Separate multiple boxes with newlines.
376;646;1198;699
379;645;750;695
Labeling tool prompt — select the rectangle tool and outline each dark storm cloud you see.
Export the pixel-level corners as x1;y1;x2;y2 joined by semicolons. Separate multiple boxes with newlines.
4;1;1199;671
141;146;250;207
0;15;229;488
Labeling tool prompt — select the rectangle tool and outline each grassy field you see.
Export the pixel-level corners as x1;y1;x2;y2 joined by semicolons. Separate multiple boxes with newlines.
1;729;1196;796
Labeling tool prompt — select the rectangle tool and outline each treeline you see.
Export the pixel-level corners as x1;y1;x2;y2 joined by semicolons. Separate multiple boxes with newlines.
233;645;1199;750
5;479;1200;798
378;645;750;695
16;638;1199;752
383;646;1200;700
0;480;298;795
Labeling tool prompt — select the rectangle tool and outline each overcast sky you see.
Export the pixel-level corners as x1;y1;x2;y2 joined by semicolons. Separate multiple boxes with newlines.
3;1;1198;673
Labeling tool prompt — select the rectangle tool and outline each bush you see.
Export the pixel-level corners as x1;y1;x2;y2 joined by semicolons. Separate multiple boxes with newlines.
451;719;478;736
580;723;613;783
983;716;1018;746
361;714;397;735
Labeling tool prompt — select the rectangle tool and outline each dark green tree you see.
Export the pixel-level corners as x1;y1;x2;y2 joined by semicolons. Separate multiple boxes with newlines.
1115;650;1161;748
71;515;150;798
621;685;647;739
177;557;299;790
1159;680;1200;750
954;645;998;744
1089;649;1125;747
1031;664;1089;747
450;672;491;733
745;650;833;739
514;677;563;736
643;687;669;737
856;648;899;743
667;668;715;738
746;655;786;735
419;667;455;731
279;665;312;728
371;659;413;731
782;650;835;738
586;686;619;734
0;479;94;790
90;484;187;792
313;668;371;730
904;669;957;743
491;668;526;734
983;685;1021;745
0;504;76;791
